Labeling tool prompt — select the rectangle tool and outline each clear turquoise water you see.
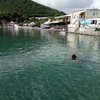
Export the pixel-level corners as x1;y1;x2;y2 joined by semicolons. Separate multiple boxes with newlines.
0;28;100;100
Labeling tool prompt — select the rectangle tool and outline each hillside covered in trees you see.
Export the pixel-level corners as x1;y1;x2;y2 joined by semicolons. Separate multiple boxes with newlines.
0;0;65;22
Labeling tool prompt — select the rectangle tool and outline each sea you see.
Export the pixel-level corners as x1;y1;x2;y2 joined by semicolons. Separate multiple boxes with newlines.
0;27;100;100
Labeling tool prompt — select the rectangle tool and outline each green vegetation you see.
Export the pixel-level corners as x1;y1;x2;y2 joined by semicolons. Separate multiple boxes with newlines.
0;0;65;24
95;28;100;31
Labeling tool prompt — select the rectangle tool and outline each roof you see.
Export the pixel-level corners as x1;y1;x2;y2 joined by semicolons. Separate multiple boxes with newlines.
43;20;62;25
76;10;87;14
55;9;100;19
55;14;71;19
86;8;100;11
54;10;86;19
70;8;100;14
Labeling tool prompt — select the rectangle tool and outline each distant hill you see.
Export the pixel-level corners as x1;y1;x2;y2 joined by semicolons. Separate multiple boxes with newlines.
0;0;65;22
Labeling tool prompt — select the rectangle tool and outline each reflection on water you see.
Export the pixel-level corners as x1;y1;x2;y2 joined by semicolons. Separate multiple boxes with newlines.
0;28;100;100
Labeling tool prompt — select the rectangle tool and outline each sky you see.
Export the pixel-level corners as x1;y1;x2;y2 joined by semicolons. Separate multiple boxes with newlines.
32;0;100;13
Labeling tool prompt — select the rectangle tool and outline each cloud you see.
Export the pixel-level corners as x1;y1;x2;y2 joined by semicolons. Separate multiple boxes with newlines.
32;0;93;10
91;0;100;8
32;0;100;13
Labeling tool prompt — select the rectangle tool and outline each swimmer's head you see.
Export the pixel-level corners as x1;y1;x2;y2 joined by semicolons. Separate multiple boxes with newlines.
72;54;77;60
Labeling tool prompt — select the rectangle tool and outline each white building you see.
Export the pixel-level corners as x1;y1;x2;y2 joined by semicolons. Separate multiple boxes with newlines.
42;8;100;34
55;9;100;24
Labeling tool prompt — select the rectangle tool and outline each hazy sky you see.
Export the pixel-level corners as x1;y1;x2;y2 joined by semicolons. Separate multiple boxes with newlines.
32;0;100;13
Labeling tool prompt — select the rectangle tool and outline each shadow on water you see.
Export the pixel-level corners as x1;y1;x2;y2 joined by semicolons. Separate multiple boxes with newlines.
0;28;100;100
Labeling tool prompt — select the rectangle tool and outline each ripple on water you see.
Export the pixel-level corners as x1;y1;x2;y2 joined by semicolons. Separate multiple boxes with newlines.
0;29;100;100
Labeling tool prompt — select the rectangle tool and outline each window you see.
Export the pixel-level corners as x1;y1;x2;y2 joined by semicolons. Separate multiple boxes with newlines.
93;12;95;16
91;20;97;24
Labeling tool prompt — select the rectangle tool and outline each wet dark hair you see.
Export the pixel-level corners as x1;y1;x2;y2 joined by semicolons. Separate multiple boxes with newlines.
72;54;77;60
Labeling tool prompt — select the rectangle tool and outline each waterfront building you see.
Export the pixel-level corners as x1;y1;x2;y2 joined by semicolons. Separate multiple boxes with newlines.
42;9;100;35
55;9;100;24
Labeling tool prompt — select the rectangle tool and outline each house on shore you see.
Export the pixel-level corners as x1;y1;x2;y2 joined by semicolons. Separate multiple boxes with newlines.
55;9;100;34
55;9;100;24
42;9;100;35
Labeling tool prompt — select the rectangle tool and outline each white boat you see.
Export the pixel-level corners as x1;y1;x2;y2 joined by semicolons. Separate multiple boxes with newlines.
41;20;66;29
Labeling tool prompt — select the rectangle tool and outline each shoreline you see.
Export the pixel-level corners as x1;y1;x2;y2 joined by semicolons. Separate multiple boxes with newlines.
1;26;100;36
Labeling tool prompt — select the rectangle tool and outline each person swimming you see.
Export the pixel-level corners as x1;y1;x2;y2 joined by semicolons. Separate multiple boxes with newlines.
71;54;77;60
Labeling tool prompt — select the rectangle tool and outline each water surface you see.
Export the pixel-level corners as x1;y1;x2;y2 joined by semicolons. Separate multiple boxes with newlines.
0;28;100;100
